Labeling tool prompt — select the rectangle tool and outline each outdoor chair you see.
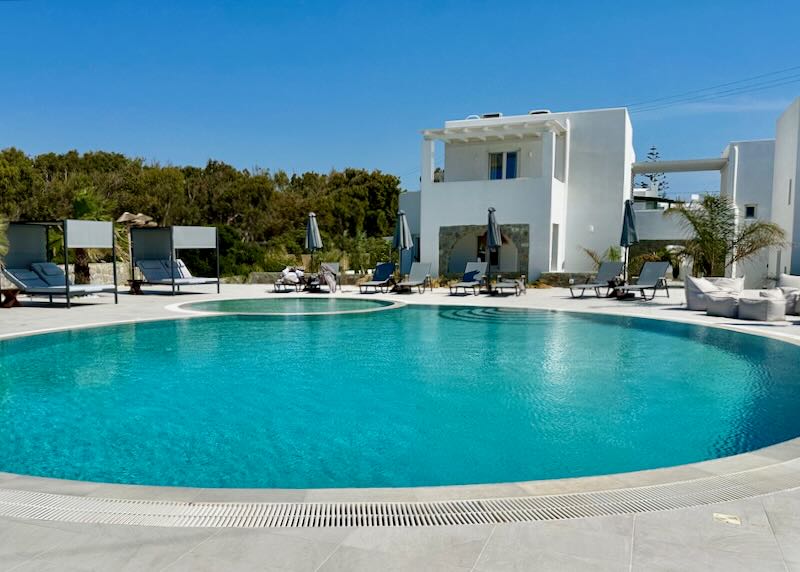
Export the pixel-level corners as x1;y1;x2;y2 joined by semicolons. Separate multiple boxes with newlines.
273;267;306;293
307;262;339;293
618;261;671;300
396;262;432;293
568;261;624;298
493;276;526;296
449;262;487;295
359;262;395;293
3;266;113;303
136;259;218;289
30;262;116;295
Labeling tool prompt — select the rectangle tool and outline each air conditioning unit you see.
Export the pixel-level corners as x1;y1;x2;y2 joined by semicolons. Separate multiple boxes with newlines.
481;112;502;119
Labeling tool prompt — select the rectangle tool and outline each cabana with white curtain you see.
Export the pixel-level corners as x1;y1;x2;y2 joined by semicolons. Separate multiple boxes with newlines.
2;220;118;308
130;225;220;295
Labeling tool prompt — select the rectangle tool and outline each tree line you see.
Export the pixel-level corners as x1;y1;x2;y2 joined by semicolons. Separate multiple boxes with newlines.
0;148;403;276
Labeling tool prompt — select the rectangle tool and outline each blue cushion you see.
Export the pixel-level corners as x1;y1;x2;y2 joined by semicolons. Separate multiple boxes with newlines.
31;262;68;286
462;270;480;282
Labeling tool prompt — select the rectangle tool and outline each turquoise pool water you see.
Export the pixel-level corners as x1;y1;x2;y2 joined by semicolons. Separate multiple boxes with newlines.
1;304;800;489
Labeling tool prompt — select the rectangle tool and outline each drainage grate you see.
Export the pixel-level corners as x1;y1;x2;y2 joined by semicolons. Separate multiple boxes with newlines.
0;463;798;528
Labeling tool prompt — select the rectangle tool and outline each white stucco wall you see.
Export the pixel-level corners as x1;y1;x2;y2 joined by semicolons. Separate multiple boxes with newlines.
444;139;544;181
398;191;421;235
634;209;685;240
720;140;776;287
770;98;800;276
419;177;550;276
562;109;632;273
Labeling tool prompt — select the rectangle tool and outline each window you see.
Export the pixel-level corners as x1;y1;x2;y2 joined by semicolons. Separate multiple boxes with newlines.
489;153;503;180
744;204;757;219
506;152;518;179
488;151;519;180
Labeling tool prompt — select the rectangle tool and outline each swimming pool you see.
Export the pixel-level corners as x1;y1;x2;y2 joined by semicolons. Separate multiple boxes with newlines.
1;301;799;489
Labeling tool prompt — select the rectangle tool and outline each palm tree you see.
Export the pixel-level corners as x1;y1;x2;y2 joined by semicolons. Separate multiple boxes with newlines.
580;245;621;271
665;194;785;276
71;188;111;284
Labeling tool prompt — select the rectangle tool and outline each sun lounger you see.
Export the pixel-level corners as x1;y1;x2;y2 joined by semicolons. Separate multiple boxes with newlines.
136;259;218;289
274;267;305;293
3;265;114;303
569;261;624;298
359;262;395;293
493;277;526;296
308;262;339;293
449;262;487;295
618;261;671;300
30;262;116;296
396;262;432;293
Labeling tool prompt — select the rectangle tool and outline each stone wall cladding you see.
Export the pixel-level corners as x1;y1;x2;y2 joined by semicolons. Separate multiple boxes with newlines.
438;224;530;277
538;272;595;287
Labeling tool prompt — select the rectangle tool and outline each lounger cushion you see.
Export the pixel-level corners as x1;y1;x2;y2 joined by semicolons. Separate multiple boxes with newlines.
778;273;800;290
705;293;739;318
462;270;480;283
162;259;193;279
739;297;786;322
5;268;50;289
137;260;170;281
684;276;719;311
31;262;68;286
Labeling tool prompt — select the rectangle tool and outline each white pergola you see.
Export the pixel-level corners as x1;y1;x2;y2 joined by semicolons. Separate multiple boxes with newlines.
422;118;567;143
631;157;728;174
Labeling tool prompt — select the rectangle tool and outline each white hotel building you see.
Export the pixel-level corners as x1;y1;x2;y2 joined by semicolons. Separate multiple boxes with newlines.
400;98;800;287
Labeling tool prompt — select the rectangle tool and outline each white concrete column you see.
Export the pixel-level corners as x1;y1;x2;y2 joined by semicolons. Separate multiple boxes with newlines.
421;138;435;184
725;145;740;278
529;130;557;278
420;137;437;276
541;130;556;180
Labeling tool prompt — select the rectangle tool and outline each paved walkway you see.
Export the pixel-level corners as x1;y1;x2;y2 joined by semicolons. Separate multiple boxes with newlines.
1;285;800;571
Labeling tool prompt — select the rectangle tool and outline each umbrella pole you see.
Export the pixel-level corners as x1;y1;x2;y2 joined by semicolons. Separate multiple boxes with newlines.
127;226;134;283
486;255;492;295
624;247;629;284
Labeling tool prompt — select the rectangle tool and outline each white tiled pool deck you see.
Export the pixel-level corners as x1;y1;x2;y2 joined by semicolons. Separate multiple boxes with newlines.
2;284;800;571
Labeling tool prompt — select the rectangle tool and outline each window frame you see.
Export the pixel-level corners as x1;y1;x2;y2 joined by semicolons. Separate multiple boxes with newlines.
487;150;521;180
744;204;757;219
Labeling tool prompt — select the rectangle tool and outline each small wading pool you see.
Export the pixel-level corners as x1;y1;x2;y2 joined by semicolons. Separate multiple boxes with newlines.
1;301;800;489
185;297;397;315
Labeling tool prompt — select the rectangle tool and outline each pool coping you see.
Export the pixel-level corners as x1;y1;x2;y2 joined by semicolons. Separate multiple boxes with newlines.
2;289;800;526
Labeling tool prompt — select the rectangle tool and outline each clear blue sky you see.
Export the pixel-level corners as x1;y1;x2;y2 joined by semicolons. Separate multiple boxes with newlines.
2;1;799;196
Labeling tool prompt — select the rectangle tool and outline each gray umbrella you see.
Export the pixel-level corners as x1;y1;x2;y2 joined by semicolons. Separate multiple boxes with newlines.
393;210;414;276
620;199;639;282
486;207;502;293
305;212;323;269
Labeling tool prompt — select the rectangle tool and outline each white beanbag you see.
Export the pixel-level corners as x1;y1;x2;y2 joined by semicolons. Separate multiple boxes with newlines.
705;292;739;318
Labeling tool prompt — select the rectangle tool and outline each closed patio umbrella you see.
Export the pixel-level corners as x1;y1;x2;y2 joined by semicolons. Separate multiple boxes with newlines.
305;212;323;270
116;212;155;281
620;199;639;282
486;207;501;294
392;210;414;277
